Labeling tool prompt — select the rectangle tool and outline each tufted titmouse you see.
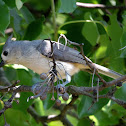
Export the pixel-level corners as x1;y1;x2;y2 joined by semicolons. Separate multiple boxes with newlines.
0;35;122;80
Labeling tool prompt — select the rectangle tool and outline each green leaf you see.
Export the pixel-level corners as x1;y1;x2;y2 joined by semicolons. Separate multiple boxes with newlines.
10;8;23;38
58;0;76;13
5;108;41;126
107;14;122;54
77;118;90;126
106;14;123;72
0;0;10;35
0;43;4;55
12;69;33;112
48;120;64;126
32;73;42;84
34;99;45;116
43;94;56;110
96;23;106;35
4;66;17;82
120;11;126;48
0;101;2;109
12;92;33;113
94;110;118;126
114;83;126;101
23;16;44;40
15;0;23;10
94;104;126;126
21;0;28;2
28;0;51;11
3;0;16;8
20;6;35;24
94;34;110;59
108;104;126;118
74;71;90;87
16;69;33;86
0;115;4;126
120;49;126;58
120;12;126;57
78;96;108;118
82;12;100;46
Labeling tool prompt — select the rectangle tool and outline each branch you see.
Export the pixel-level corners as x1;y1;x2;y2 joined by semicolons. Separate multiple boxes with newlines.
0;68;11;86
51;0;58;40
0;92;16;116
66;74;126;95
53;104;78;119
1;75;126;108
76;2;126;10
60;95;78;117
5;28;13;34
1;74;126;96
108;96;126;108
0;85;32;93
28;95;78;125
79;44;107;86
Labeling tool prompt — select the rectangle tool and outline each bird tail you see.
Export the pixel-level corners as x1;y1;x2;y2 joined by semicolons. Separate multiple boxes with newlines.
94;63;122;79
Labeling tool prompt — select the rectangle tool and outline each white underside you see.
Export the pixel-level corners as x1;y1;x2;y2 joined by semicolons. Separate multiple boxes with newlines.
19;52;80;79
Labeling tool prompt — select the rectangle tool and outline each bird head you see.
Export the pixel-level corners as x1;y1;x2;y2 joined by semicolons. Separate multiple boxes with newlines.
0;35;22;67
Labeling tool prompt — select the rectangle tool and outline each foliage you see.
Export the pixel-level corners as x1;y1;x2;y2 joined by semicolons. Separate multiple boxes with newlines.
0;0;126;126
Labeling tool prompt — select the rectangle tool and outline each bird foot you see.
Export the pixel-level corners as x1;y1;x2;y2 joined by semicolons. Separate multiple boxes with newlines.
56;72;71;94
27;82;47;102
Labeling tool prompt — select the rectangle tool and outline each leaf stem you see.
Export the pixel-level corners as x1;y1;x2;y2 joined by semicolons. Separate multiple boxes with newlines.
51;0;58;40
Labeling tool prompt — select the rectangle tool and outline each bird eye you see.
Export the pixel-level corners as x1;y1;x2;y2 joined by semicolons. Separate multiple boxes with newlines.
3;51;8;56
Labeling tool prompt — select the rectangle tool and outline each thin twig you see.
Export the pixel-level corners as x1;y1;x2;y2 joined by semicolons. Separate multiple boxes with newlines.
97;78;99;102
92;69;95;88
79;44;107;85
49;40;57;100
64;38;108;86
28;95;78;125
51;0;57;40
1;74;126;95
76;2;126;9
0;92;16;116
60;95;78;117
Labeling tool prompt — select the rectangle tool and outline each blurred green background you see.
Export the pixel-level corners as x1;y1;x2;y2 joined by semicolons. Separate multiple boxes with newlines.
0;0;126;125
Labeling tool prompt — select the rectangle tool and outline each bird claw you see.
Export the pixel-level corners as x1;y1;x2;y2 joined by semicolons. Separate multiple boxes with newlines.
27;82;47;102
27;66;71;101
56;72;71;94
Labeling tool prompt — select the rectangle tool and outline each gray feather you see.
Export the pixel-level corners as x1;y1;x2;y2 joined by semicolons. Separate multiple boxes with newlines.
37;40;92;65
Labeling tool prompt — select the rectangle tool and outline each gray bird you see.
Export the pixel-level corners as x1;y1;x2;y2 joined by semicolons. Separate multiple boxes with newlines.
0;35;122;80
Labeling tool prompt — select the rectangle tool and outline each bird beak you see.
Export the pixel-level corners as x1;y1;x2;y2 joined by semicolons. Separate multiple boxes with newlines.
0;59;5;67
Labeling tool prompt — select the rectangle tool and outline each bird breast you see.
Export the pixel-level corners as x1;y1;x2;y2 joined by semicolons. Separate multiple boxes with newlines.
19;50;80;79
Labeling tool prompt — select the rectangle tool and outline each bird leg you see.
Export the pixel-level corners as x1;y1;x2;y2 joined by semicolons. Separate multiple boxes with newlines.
56;71;71;95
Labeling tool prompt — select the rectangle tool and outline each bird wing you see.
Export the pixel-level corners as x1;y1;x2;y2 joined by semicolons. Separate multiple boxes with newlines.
36;40;124;80
37;40;92;65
